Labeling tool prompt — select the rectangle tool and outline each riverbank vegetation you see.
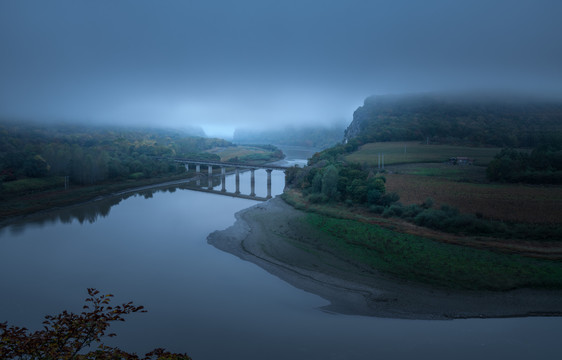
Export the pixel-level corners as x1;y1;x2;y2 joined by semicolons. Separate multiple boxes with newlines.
0;120;283;220
303;212;562;290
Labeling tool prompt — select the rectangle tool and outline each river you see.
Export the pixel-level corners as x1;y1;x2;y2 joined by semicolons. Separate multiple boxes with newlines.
1;146;561;359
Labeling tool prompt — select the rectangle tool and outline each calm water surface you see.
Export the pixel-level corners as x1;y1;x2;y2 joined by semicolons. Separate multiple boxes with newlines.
1;148;561;359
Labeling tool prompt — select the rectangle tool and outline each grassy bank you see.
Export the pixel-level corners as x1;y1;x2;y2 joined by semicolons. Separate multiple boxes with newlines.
304;213;562;290
282;190;562;290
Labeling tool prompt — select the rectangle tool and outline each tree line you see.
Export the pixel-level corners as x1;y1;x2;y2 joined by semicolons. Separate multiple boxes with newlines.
0;121;233;187
487;146;562;184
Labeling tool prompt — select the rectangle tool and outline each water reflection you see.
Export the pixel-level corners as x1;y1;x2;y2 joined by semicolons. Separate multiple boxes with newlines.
1;169;285;236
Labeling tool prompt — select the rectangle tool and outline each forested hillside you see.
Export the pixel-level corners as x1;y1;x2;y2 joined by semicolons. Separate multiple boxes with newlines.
344;94;562;147
0;121;231;187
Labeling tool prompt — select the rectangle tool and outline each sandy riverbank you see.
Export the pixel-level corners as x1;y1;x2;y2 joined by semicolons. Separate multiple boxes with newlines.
208;196;562;320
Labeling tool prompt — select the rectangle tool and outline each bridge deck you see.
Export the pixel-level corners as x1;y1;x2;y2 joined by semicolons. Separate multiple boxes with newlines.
172;158;288;171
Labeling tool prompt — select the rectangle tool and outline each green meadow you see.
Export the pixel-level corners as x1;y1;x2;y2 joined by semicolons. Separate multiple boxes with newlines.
345;141;510;166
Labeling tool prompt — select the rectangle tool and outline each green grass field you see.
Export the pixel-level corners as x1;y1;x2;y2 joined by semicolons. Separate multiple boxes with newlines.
205;145;280;162
305;213;562;290
345;141;510;166
2;177;65;194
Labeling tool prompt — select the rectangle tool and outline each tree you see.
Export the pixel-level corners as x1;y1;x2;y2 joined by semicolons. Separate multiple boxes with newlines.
321;165;339;200
23;155;50;178
0;288;191;360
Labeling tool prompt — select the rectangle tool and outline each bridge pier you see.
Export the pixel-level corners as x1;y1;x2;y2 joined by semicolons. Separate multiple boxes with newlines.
266;169;272;199
178;159;286;200
235;168;240;194
221;167;226;192
208;165;213;189
250;169;256;196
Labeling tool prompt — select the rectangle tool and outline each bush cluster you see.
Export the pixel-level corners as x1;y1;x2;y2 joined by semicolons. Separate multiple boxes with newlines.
287;161;400;207
487;147;562;184
376;198;561;241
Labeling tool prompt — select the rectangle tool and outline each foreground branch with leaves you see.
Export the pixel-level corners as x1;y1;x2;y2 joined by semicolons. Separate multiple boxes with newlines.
0;288;191;360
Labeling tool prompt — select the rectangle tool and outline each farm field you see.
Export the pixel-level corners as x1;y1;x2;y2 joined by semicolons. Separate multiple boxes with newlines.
384;171;562;224
346;141;512;166
343;142;560;224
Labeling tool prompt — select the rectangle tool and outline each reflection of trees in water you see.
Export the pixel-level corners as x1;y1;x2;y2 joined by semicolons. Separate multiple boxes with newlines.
1;184;196;236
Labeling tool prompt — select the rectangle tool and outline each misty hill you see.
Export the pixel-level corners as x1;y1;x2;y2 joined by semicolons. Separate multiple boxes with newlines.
233;125;346;149
344;94;562;147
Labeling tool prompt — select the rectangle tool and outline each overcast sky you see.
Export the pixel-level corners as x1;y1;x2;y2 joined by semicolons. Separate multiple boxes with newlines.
1;0;561;137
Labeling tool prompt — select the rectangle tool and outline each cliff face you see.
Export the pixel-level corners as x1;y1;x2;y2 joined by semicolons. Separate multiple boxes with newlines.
343;106;365;141
343;95;396;142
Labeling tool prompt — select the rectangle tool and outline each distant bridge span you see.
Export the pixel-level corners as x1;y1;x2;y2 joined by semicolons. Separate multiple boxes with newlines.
171;158;288;200
170;158;288;171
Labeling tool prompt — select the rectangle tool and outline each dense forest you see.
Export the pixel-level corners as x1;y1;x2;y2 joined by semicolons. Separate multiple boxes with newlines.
0;120;232;188
345;94;562;148
233;124;346;149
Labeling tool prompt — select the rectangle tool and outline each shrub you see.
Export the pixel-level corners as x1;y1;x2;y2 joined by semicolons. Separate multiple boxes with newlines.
311;172;323;193
367;189;382;205
382;204;403;218
369;205;385;214
414;209;448;229
440;204;459;217
129;172;145;179
0;288;191;359
308;193;329;203
401;204;423;219
421;197;434;209
379;192;400;206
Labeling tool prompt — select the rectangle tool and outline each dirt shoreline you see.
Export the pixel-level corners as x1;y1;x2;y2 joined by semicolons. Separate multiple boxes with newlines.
208;196;562;320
